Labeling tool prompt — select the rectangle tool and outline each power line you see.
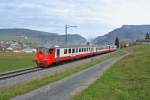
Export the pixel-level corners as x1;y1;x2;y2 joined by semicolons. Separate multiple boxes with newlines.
65;24;78;45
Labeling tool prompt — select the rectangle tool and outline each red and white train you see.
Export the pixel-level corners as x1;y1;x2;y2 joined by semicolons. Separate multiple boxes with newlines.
35;46;116;67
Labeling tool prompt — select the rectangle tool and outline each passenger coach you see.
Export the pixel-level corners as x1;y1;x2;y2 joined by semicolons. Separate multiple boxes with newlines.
35;46;116;67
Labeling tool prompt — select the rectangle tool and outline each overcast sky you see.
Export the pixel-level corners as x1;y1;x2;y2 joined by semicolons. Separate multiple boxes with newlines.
0;0;150;38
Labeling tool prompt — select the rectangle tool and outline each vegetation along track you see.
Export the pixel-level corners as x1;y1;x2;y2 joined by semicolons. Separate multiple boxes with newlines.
0;67;43;80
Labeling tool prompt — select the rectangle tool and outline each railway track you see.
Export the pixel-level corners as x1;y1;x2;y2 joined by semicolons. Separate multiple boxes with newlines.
0;67;43;80
0;52;116;81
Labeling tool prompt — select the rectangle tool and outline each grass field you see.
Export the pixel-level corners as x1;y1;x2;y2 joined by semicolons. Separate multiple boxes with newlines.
73;45;150;100
0;52;36;73
0;50;125;100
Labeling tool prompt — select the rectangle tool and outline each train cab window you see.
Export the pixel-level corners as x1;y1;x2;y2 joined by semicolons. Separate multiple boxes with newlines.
64;49;67;54
69;49;71;53
38;48;49;54
38;48;43;54
45;49;49;54
49;48;54;54
76;48;78;53
79;48;81;52
72;48;75;53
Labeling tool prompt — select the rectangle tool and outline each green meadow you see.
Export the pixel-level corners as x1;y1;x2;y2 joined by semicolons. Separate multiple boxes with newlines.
73;45;150;100
0;52;36;73
0;50;125;100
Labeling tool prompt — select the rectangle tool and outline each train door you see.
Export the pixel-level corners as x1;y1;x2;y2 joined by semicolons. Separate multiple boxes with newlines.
56;49;60;62
57;49;60;58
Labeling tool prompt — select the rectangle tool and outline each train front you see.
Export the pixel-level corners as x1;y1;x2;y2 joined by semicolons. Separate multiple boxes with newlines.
35;47;55;67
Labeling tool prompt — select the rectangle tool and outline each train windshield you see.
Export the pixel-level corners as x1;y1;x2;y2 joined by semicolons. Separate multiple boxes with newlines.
49;48;54;54
37;47;49;54
37;47;43;54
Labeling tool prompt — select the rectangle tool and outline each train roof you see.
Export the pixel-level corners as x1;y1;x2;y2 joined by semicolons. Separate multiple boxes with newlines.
38;45;96;49
37;45;115;49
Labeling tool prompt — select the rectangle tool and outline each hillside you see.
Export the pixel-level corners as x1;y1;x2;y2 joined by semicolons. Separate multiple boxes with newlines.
42;34;87;47
0;28;87;46
93;25;150;45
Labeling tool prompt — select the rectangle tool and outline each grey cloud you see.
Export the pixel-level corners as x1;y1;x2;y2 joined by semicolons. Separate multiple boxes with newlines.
1;0;148;38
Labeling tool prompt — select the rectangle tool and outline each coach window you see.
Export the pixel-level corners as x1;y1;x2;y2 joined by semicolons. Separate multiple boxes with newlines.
69;48;71;53
84;48;86;52
72;48;75;53
76;48;78;53
82;48;84;52
79;48;81;52
64;49;67;54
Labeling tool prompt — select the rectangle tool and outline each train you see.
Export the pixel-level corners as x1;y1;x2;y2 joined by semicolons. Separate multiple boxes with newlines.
35;45;117;67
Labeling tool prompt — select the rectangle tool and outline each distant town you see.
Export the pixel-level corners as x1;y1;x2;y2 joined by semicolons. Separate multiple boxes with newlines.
0;40;36;53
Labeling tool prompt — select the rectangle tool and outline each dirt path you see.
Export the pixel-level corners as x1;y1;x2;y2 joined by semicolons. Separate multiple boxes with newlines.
12;55;126;100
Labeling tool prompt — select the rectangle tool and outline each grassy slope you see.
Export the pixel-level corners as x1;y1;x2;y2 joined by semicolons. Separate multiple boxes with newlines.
0;50;125;100
0;35;39;45
0;52;36;73
73;45;150;100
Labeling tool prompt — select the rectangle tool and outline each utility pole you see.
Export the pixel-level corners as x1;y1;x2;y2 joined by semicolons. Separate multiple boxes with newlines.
65;24;77;45
65;24;68;45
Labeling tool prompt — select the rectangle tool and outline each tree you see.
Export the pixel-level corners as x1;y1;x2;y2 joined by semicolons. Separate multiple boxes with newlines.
145;33;150;40
115;37;120;48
